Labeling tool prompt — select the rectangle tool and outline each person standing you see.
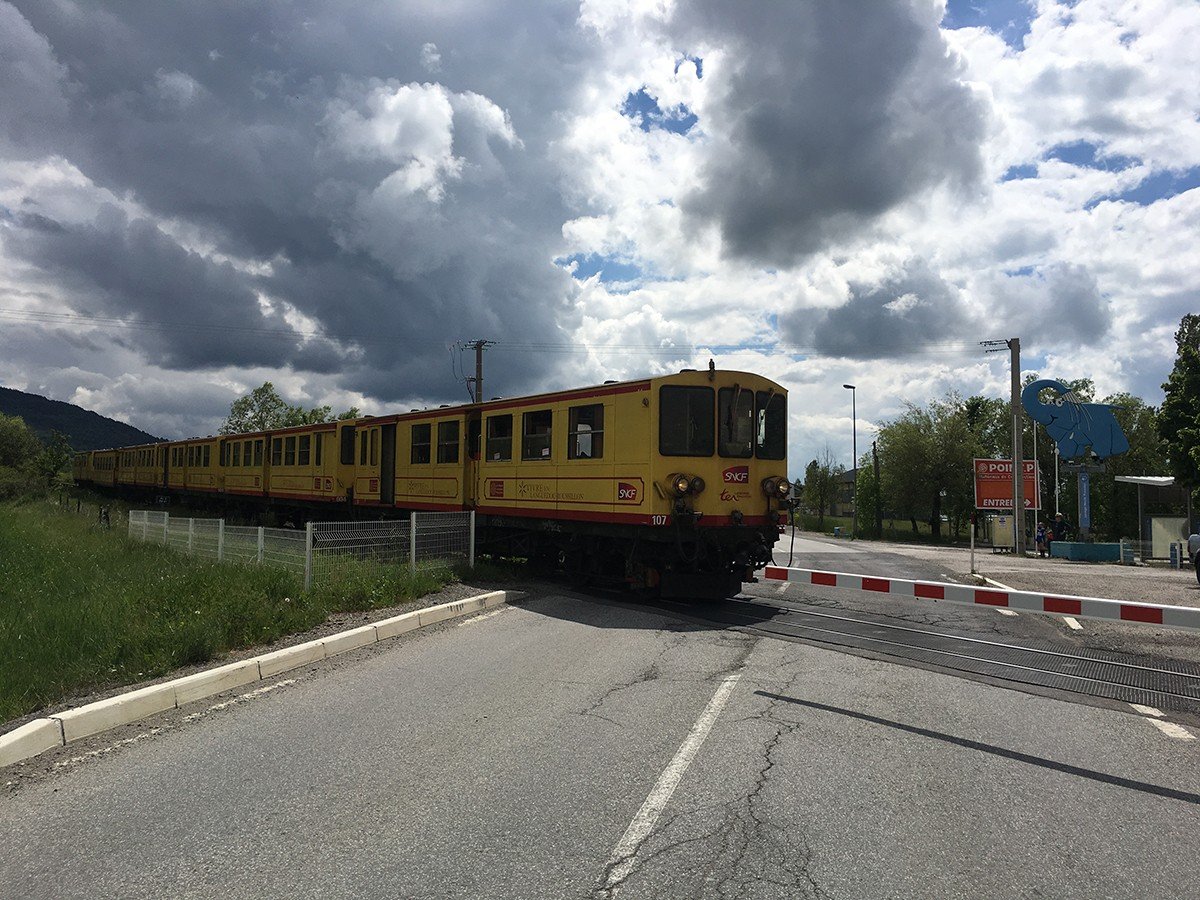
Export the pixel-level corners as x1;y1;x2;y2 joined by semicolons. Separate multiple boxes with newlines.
1048;512;1070;555
1035;521;1048;558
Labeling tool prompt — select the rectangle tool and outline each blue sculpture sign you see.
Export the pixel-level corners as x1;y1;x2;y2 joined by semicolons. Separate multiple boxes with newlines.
1020;379;1129;461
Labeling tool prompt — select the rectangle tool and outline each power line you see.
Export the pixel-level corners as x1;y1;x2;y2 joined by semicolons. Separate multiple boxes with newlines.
0;306;1002;359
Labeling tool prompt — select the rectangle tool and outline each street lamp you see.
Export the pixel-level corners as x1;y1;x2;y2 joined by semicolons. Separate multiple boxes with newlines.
843;384;856;539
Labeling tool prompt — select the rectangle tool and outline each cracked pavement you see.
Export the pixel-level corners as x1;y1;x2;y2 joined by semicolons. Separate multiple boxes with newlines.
4;580;1200;899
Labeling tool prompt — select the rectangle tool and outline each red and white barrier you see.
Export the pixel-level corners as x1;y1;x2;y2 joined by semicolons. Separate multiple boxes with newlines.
763;566;1200;631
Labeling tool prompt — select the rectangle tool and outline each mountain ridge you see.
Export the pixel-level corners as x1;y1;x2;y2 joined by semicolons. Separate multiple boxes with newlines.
0;386;163;451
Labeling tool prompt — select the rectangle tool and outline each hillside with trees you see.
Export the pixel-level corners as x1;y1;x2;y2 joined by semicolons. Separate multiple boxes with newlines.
0;386;161;450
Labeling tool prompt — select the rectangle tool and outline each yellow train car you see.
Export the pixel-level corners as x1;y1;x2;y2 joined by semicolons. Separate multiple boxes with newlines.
115;443;166;489
218;431;268;498
179;439;219;493
263;423;340;504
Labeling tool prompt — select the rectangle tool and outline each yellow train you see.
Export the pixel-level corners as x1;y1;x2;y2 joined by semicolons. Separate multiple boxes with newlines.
74;367;790;597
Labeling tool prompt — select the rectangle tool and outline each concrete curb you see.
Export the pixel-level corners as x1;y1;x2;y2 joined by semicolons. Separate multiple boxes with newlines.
0;590;515;769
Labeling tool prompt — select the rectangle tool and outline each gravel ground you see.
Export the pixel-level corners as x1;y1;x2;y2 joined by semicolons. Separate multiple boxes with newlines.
845;538;1200;606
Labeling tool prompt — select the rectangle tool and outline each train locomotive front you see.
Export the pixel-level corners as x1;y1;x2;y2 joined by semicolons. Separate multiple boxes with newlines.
473;367;790;599
638;368;790;597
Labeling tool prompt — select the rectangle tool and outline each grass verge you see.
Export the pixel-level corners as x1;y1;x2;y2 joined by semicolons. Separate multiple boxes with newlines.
0;502;453;725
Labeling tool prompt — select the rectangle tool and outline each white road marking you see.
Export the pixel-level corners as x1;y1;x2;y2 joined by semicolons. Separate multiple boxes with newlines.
995;609;1018;617
457;607;511;627
1148;719;1196;741
775;583;789;594
982;576;1016;591
600;672;743;895
1128;703;1195;741
1063;616;1083;630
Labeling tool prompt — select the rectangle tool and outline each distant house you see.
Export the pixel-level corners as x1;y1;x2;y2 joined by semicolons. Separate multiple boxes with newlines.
830;469;856;518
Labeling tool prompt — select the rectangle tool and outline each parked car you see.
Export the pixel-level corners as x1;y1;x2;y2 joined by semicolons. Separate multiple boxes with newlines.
1191;531;1200;585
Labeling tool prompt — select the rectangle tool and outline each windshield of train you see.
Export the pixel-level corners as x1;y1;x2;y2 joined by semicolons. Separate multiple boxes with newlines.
756;391;786;459
718;387;754;458
659;386;715;456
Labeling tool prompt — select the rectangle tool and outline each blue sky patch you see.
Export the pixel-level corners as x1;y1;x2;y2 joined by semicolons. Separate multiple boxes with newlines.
1044;141;1138;171
558;252;643;283
1001;163;1038;181
1089;166;1200;207
942;0;1034;48
621;88;698;135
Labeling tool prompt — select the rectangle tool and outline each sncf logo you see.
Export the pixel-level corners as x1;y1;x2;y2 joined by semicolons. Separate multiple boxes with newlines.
617;482;639;502
723;466;749;484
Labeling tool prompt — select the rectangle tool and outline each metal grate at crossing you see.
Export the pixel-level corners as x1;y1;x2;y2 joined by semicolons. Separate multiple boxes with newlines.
708;598;1200;713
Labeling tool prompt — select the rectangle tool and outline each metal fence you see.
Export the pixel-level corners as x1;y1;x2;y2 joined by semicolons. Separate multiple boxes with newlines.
128;510;475;589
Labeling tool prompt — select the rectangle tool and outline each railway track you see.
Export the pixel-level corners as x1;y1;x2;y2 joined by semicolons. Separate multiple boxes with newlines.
668;595;1200;713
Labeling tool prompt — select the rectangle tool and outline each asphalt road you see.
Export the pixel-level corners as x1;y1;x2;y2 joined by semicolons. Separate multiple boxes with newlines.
4;542;1200;898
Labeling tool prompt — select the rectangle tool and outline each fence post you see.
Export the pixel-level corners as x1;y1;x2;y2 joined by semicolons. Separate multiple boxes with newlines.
468;510;476;569
257;526;265;564
304;521;314;591
188;518;194;553
163;512;170;545
217;519;225;562
410;511;418;573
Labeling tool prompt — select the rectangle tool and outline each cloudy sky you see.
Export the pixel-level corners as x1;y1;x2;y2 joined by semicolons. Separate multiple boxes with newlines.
1;0;1197;470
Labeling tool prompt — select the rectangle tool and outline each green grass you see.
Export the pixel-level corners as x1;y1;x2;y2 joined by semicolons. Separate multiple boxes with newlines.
0;502;453;724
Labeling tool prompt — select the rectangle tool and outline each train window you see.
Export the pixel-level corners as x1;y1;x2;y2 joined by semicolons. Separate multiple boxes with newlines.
659;386;714;457
718;387;754;459
360;431;368;465
315;434;323;467
202;445;211;467
486;415;512;461
254;439;263;466
522;410;553;460
232;442;241;467
437;421;460;464
755;391;787;460
341;427;356;465
568;404;604;459
411;424;431;464
271;438;283;466
370;429;379;466
285;436;297;466
298;435;311;466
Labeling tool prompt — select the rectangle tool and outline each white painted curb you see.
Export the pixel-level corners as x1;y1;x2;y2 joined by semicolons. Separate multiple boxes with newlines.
0;590;515;769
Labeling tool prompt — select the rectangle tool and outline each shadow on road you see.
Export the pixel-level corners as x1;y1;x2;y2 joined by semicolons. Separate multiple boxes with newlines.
757;690;1200;807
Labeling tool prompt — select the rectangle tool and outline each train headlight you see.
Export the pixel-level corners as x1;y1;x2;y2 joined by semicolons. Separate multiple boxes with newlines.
758;480;787;501
690;476;706;495
672;473;692;497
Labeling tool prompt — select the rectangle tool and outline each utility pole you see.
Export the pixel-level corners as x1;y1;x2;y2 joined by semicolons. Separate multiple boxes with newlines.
983;337;1024;554
462;339;495;403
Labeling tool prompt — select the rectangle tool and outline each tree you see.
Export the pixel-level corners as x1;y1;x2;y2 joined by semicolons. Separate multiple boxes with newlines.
1159;314;1200;495
221;383;359;434
35;430;74;481
802;447;841;530
0;414;51;500
854;452;880;539
221;382;288;434
877;393;980;540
